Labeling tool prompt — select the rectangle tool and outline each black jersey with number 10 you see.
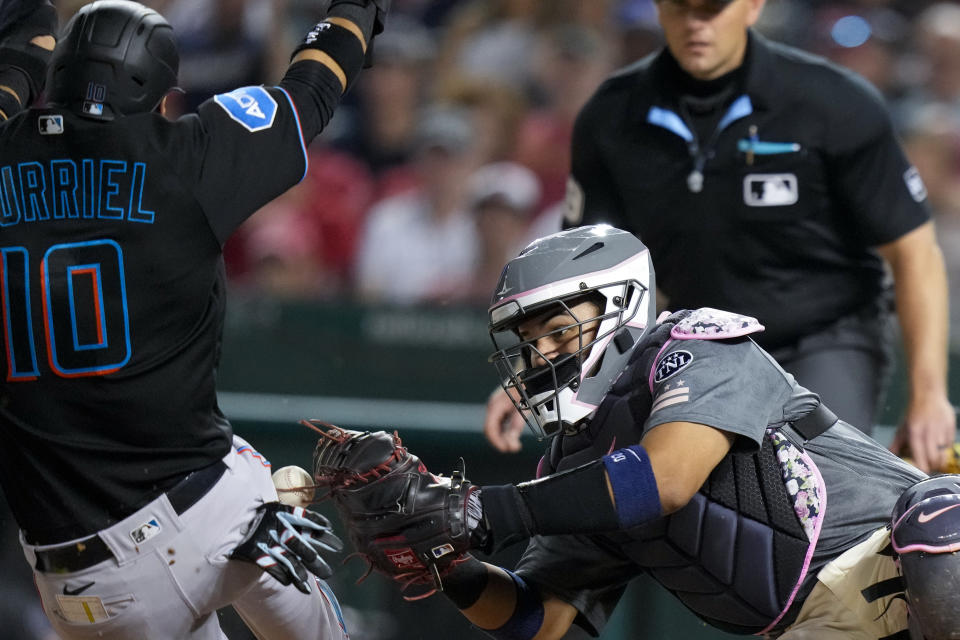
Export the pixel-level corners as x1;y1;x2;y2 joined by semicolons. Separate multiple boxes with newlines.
0;85;309;543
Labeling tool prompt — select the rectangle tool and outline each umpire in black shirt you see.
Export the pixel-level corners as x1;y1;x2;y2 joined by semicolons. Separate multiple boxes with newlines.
485;0;956;473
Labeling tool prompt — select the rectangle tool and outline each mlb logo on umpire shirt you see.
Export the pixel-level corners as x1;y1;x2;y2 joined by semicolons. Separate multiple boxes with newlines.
743;173;798;207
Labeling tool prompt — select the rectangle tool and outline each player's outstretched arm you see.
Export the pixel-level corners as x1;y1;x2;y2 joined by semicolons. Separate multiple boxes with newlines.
278;0;389;142
308;418;732;554
306;420;731;635
0;0;56;120
479;420;733;552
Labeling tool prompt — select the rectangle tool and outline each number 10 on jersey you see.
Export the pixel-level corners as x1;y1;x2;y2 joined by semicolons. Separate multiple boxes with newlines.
2;240;131;380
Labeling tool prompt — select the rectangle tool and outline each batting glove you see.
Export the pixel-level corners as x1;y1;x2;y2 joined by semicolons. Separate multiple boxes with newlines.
231;502;343;594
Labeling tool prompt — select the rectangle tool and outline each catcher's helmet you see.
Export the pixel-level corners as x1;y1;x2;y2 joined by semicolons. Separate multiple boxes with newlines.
47;0;178;121
488;225;655;438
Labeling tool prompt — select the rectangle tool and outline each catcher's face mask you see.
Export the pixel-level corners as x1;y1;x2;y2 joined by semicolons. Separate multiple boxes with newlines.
488;225;657;440
490;283;644;439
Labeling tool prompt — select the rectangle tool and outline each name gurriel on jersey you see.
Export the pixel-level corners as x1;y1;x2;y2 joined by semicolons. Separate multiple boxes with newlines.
0;158;155;227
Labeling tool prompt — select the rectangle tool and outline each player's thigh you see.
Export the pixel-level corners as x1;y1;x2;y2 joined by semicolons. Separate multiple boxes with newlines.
233;573;349;640
778;582;874;640
30;549;226;640
778;345;887;435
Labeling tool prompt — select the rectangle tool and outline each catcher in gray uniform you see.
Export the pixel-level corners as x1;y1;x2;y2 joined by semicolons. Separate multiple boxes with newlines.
310;225;960;639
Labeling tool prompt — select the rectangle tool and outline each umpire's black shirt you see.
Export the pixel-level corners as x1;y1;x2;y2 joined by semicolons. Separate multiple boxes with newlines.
565;31;930;350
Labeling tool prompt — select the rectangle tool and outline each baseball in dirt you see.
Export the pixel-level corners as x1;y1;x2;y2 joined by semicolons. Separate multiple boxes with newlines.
272;465;316;508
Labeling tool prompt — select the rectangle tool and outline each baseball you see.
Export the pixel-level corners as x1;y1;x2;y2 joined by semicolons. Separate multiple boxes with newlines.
272;465;316;508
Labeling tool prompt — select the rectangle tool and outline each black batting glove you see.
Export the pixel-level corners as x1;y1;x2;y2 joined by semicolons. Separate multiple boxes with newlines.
231;502;344;594
328;0;390;36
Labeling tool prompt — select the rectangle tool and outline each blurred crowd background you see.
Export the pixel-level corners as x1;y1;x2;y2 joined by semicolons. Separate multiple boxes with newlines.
47;0;960;345
5;1;960;638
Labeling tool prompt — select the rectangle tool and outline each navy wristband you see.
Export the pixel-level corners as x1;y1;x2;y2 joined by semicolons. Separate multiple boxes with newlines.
487;570;544;640
602;444;662;527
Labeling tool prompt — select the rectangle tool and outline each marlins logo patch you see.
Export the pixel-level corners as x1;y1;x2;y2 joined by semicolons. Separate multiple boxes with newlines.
214;86;278;132
654;350;693;383
743;173;798;207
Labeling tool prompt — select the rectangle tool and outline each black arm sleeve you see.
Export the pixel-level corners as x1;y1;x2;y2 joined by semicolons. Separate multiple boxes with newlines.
277;60;344;143
481;459;620;552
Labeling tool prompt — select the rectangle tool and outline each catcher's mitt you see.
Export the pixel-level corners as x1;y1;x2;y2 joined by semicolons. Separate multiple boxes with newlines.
303;419;483;599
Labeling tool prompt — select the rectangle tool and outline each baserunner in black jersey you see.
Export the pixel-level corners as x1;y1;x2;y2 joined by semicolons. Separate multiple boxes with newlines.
485;0;955;475
0;0;388;637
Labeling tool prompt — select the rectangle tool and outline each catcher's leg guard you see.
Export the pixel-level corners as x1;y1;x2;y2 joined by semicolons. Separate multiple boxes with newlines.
891;475;960;640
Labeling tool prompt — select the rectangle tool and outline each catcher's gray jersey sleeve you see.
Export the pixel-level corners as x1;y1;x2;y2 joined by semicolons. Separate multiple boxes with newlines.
515;533;638;636
644;337;814;449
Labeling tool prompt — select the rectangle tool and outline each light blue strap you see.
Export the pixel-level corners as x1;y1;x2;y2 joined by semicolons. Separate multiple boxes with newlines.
737;140;802;155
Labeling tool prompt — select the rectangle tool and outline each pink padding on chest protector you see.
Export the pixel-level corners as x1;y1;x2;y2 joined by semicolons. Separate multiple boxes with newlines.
670;307;765;341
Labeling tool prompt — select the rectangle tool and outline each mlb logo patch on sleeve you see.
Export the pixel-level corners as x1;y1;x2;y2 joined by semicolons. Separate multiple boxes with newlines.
214;86;278;132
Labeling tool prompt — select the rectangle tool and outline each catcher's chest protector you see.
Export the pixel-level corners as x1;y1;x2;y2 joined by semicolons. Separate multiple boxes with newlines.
541;310;824;635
